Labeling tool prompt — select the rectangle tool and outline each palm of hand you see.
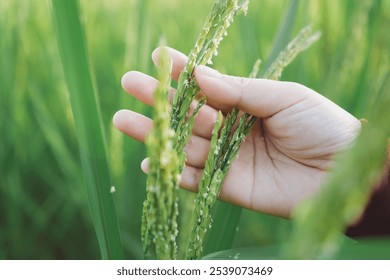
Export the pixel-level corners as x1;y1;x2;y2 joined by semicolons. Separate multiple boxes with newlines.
221;94;359;217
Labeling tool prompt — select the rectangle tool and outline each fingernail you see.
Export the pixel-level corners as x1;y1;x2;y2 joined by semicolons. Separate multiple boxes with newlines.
195;65;221;78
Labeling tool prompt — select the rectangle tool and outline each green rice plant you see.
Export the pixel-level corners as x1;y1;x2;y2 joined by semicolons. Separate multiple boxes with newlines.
51;0;123;260
203;0;300;255
187;25;320;260
186;112;224;259
142;47;179;260
140;0;248;260
186;106;254;260
178;0;251;260
263;26;321;80
171;0;249;169
141;0;249;260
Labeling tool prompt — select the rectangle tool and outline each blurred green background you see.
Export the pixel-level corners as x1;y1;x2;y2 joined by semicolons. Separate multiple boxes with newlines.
1;0;389;259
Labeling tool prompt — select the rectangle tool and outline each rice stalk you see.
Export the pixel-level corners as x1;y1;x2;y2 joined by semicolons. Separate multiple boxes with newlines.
264;26;321;80
203;0;301;255
142;1;319;261
186;112;224;259
142;47;180;260
171;0;249;169
186;26;320;259
140;0;248;261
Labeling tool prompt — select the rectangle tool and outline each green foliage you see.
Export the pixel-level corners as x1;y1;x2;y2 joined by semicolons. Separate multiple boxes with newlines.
203;202;242;256
203;237;390;260
1;0;389;259
51;0;123;260
263;26;321;80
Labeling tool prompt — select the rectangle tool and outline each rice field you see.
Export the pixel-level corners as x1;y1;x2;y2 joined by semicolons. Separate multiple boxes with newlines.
1;0;389;259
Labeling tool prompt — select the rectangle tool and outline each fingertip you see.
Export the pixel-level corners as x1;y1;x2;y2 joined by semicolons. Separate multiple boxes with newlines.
194;66;221;95
194;66;237;111
112;109;128;129
194;65;221;78
121;71;129;89
112;110;152;142
141;158;149;173
151;48;160;66
121;71;135;92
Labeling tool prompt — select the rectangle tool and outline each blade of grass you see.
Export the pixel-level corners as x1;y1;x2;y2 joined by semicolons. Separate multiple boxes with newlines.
203;236;390;260
336;238;390;260
262;0;300;73
202;236;384;260
51;0;123;259
203;246;281;260
203;201;242;255
110;0;152;260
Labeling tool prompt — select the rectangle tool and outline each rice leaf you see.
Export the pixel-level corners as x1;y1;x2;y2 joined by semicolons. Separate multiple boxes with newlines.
262;0;300;74
51;0;123;260
203;201;242;256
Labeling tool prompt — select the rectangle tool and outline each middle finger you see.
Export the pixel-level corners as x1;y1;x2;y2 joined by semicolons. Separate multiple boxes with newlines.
113;109;210;168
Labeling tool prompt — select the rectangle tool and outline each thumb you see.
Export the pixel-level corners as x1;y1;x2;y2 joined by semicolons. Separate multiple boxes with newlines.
194;65;311;118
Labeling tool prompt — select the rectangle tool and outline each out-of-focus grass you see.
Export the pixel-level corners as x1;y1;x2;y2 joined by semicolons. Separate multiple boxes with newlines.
1;0;389;259
0;0;97;259
51;0;123;259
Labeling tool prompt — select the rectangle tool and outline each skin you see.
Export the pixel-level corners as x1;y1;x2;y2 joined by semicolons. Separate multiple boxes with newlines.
113;47;361;218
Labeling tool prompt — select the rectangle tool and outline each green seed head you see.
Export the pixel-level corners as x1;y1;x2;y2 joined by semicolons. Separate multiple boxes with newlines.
142;46;180;260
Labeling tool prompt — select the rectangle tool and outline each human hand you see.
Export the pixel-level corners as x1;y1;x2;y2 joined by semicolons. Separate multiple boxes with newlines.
113;47;361;218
